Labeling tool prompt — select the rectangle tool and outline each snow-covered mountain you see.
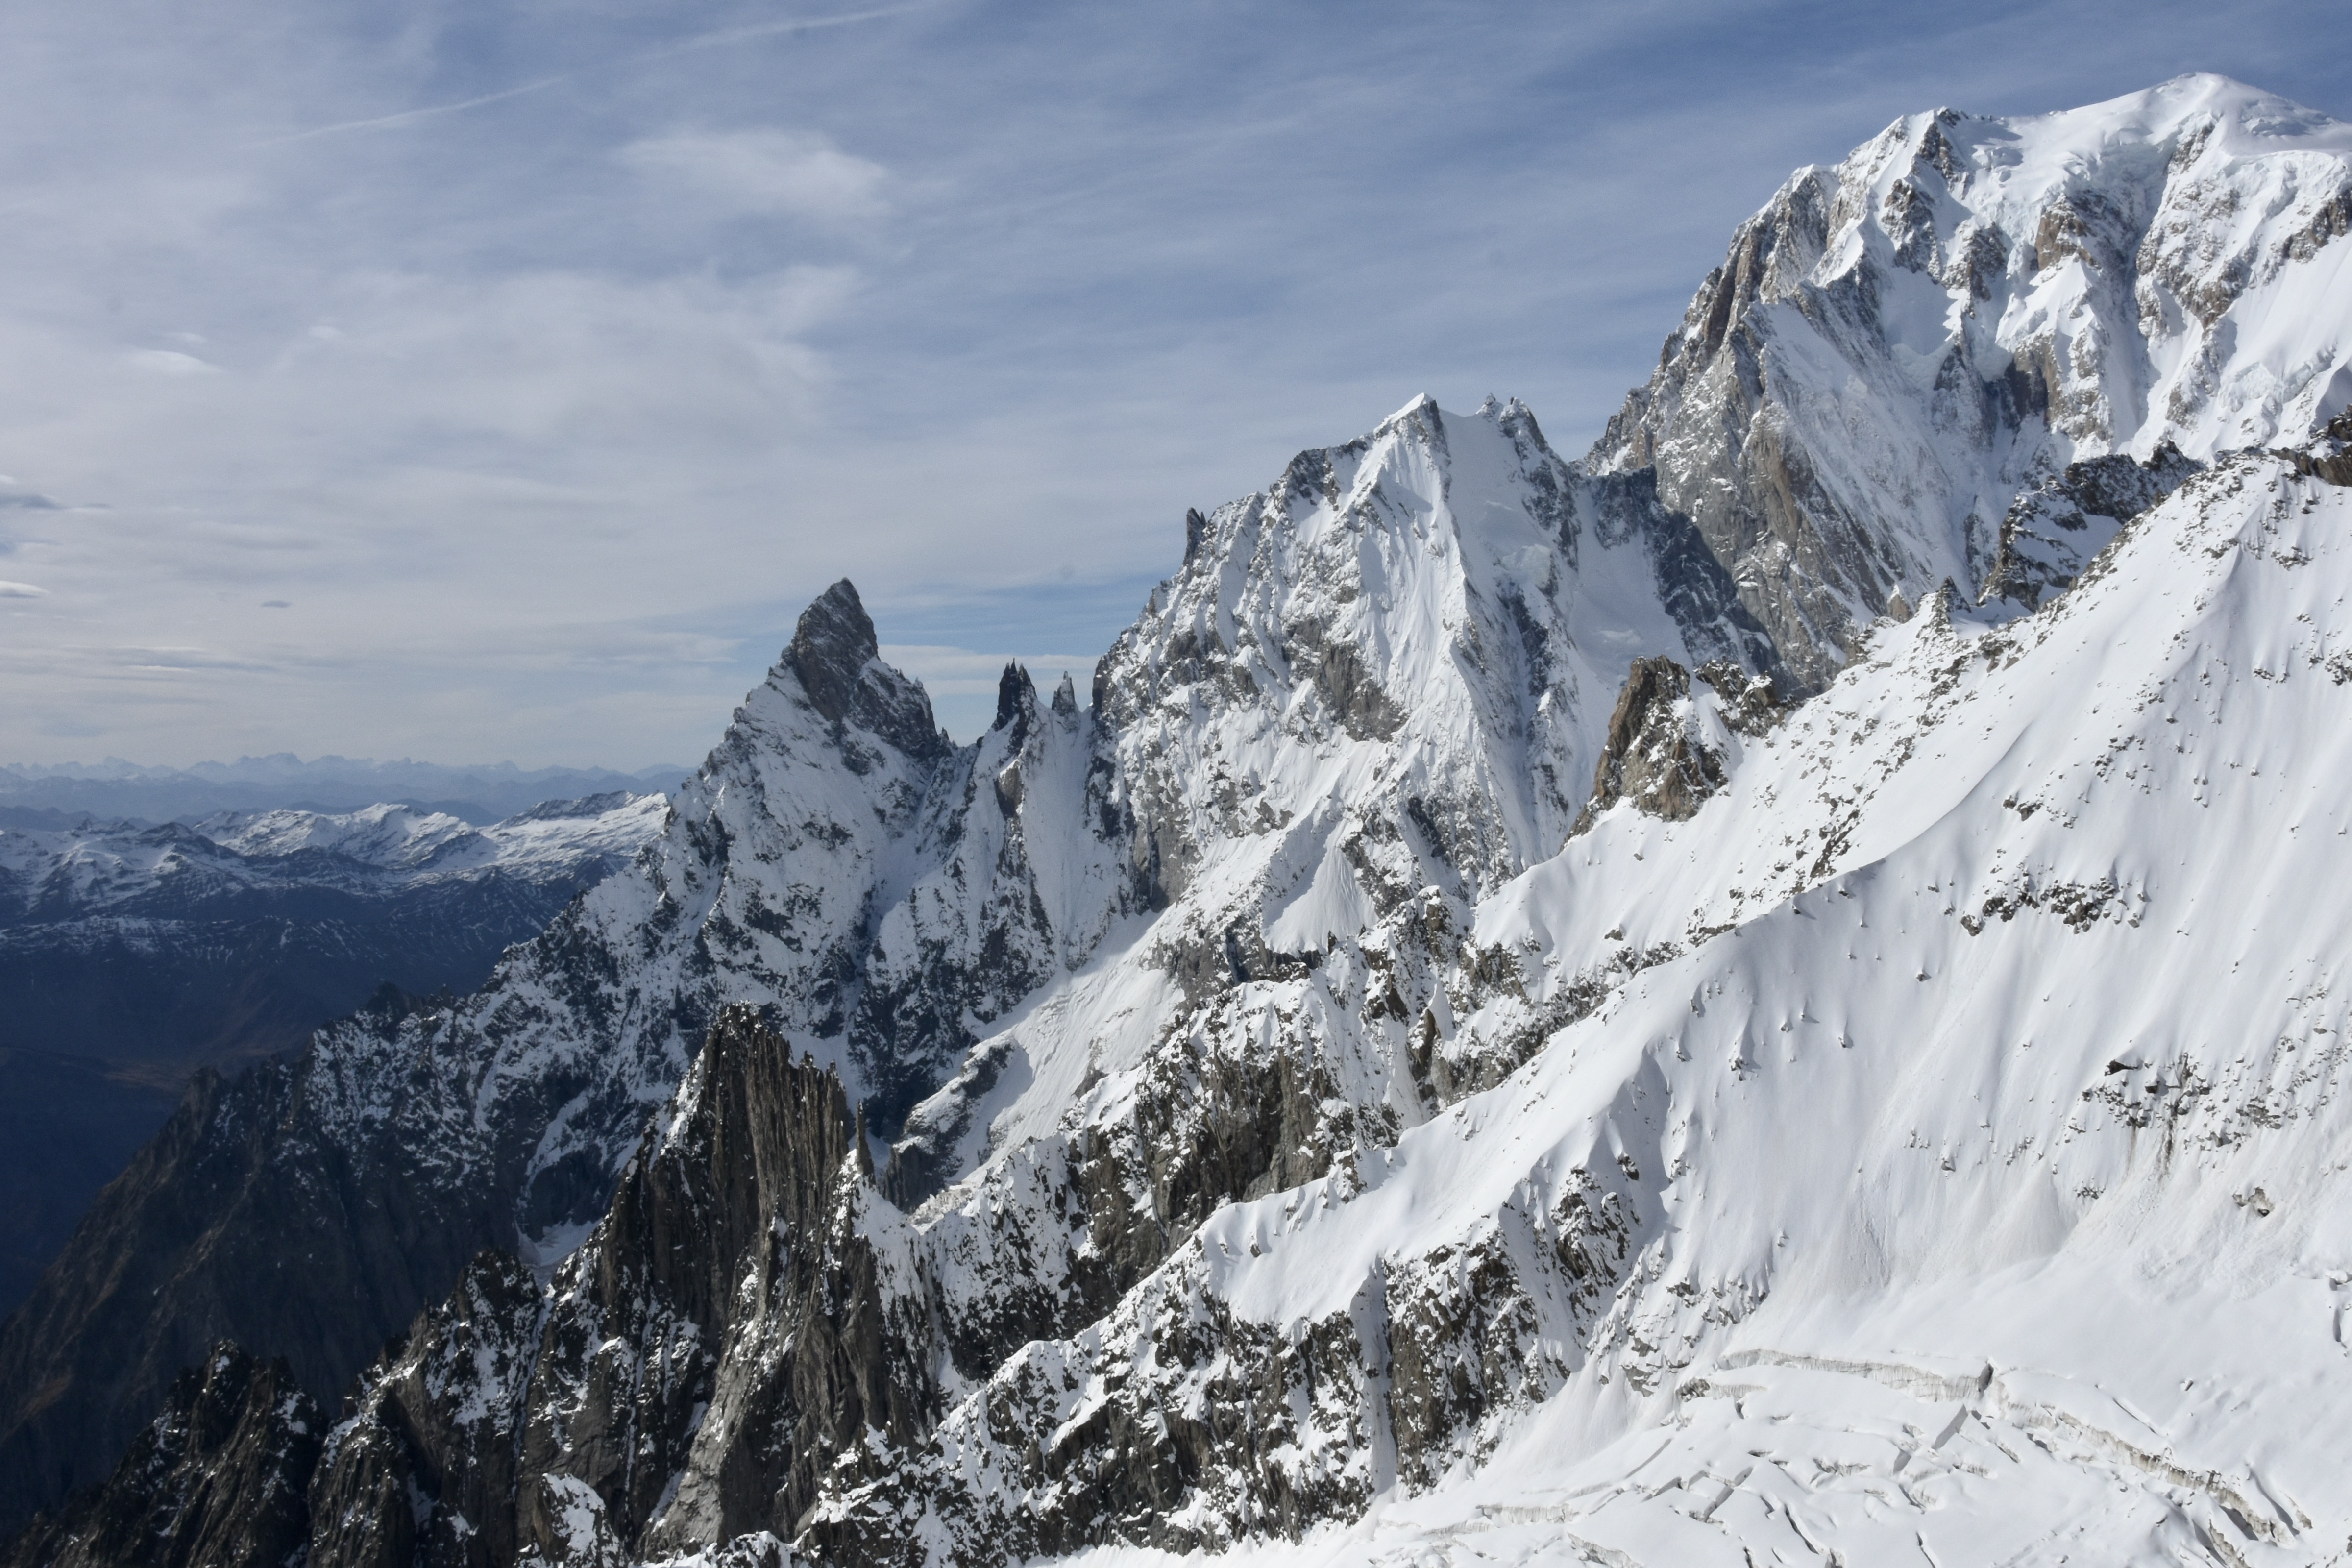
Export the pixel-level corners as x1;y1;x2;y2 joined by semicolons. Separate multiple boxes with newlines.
6;74;2352;1568
1594;72;2352;686
0;795;666;917
0;757;686;825
0;793;669;1318
0;791;668;1078
818;437;2352;1567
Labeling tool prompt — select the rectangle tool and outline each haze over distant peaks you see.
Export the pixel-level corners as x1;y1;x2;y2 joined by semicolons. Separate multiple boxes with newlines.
0;754;689;826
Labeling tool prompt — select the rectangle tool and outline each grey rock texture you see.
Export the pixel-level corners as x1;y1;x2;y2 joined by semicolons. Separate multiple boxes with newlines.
1570;657;1730;836
2290;405;2352;488
1588;89;2352;688
295;1006;934;1568
0;581;1132;1538
507;1006;931;1566
12;79;2352;1568
305;1250;545;1568
0;1034;495;1549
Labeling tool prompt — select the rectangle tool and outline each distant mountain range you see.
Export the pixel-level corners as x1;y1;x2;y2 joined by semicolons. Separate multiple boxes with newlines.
0;756;689;828
0;793;670;1316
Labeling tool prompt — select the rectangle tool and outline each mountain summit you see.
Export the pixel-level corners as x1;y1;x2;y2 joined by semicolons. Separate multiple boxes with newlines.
1595;72;2352;685
6;76;2352;1568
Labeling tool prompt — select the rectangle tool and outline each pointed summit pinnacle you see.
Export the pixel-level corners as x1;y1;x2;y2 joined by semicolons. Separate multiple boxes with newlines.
993;662;1037;734
780;579;944;758
785;579;882;727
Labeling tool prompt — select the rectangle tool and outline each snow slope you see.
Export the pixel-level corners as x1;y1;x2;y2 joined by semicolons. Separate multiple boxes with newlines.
892;394;1773;1185
932;450;2352;1566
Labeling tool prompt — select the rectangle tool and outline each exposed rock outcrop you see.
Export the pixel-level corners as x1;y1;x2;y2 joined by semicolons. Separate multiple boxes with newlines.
305;1250;544;1568
1589;74;2352;685
0;579;1128;1537
2289;405;2352;487
1978;444;2201;611
12;75;2352;1568
1570;657;1729;835
295;1006;935;1568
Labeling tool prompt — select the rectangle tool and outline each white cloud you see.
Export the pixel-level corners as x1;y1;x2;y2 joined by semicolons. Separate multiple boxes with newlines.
617;129;888;227
0;581;49;597
0;0;2339;767
269;265;857;444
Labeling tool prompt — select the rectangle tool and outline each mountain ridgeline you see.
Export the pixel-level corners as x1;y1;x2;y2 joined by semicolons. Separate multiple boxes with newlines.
7;75;2352;1567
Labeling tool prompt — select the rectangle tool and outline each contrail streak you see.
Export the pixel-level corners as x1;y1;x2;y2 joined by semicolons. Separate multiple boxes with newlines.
258;3;937;147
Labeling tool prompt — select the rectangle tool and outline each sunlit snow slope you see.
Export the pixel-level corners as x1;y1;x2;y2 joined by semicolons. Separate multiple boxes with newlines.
10;76;2352;1568
1001;452;2352;1567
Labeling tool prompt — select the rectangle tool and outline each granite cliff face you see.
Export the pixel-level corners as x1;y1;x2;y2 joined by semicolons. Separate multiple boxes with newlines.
298;1006;931;1568
1977;442;2201;611
9;76;2352;1568
1;1345;320;1568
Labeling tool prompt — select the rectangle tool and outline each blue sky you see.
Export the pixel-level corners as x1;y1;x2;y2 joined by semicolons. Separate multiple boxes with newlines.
0;0;2344;764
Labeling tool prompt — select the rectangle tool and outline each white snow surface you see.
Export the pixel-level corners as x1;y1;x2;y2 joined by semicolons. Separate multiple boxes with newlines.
954;453;2352;1565
884;390;1769;1229
202;796;670;875
130;75;2352;1568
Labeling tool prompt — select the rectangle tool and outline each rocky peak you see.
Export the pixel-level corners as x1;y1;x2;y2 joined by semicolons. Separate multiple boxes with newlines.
782;578;945;760
1587;74;2352;689
783;579;878;714
0;573;1109;1536
992;661;1039;748
1569;656;1729;836
1089;393;1774;916
17;79;2352;1568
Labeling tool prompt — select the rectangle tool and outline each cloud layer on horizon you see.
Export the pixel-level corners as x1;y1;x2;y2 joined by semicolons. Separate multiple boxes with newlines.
0;0;2343;766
